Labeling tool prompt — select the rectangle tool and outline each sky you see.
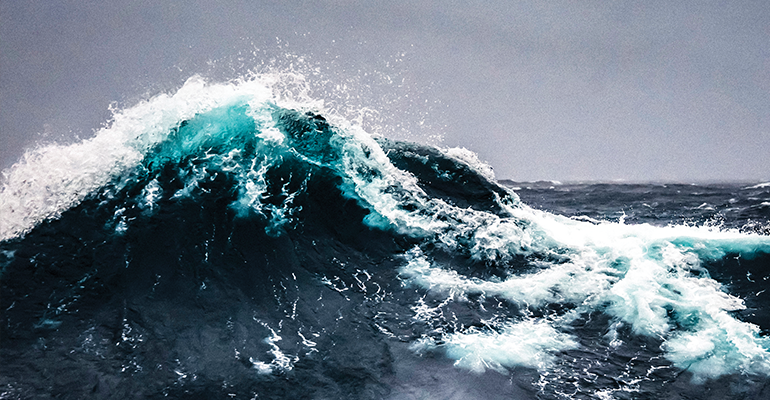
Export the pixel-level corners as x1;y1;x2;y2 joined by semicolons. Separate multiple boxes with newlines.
1;0;769;182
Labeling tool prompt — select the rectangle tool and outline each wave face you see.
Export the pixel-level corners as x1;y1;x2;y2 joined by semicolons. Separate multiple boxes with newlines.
2;77;770;399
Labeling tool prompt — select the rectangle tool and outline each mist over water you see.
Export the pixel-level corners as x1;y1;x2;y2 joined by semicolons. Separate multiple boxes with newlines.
1;75;770;399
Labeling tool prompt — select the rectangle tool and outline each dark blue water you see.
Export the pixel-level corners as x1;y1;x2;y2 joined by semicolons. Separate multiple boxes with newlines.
1;78;770;399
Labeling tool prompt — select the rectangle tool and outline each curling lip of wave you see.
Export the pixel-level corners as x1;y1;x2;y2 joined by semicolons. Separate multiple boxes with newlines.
0;76;273;242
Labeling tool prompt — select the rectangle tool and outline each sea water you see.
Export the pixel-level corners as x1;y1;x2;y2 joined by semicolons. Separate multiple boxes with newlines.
1;76;769;399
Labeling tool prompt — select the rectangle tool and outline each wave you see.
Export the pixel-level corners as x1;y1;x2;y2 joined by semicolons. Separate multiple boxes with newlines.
1;75;770;398
746;182;770;189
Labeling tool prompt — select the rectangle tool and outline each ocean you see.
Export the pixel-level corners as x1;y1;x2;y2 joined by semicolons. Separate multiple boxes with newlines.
1;76;769;399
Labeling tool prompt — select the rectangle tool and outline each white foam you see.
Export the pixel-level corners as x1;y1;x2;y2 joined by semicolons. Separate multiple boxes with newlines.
441;146;496;182
248;323;298;375
139;178;162;212
664;315;770;382
395;201;770;379
411;319;578;373
745;182;770;189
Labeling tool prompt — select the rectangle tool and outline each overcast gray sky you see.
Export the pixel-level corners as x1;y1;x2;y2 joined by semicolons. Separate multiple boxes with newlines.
2;1;768;182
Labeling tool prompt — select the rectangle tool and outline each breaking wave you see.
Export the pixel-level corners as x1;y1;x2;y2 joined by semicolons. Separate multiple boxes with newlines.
1;75;769;399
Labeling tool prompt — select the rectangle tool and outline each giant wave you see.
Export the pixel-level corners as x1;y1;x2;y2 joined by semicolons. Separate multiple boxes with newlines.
1;76;770;399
